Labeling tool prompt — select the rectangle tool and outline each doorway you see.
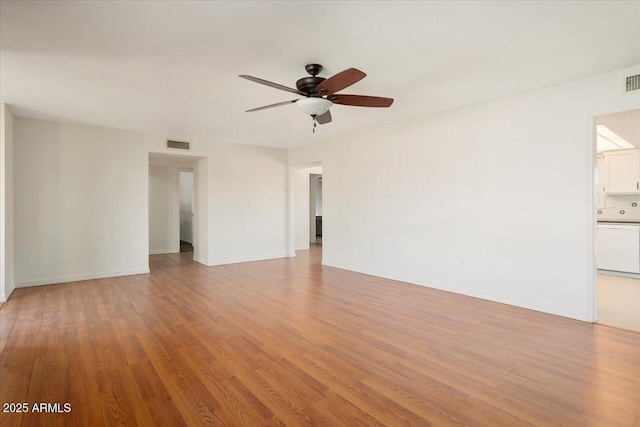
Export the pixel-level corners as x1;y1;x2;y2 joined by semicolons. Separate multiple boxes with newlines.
310;174;322;246
594;108;640;332
290;163;323;257
148;152;205;265
179;171;194;253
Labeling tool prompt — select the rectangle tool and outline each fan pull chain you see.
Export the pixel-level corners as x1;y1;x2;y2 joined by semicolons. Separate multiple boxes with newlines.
312;116;317;134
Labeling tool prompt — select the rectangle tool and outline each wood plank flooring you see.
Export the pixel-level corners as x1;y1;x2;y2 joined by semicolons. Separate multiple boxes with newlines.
598;273;640;332
1;245;639;426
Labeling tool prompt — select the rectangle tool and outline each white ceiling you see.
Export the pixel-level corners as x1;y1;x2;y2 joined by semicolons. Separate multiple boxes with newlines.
1;1;639;149
598;109;640;148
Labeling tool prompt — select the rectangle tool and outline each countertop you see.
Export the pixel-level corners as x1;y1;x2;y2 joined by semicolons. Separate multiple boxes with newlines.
598;221;640;225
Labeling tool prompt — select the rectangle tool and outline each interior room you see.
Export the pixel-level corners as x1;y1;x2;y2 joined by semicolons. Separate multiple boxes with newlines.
1;1;639;425
596;109;640;332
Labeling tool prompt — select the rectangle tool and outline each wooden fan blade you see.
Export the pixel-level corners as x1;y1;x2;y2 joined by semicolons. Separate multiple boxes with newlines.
316;110;332;124
332;94;394;108
315;68;366;96
246;100;297;112
239;75;306;96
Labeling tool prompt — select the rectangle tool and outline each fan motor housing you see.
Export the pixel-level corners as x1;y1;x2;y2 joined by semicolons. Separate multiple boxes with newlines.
296;76;326;95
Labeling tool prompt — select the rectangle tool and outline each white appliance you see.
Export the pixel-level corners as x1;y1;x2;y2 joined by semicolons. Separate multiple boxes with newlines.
597;223;640;273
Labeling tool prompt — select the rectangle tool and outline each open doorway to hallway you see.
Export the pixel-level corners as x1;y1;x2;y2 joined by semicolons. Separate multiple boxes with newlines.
292;163;323;257
594;108;640;332
149;152;204;266
179;171;194;253
310;173;322;246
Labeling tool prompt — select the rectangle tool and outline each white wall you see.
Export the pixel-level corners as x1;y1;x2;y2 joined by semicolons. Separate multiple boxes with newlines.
289;64;640;322
149;165;180;254
179;171;194;244
193;158;209;264
294;168;310;251
14;119;151;286
205;142;288;265
315;178;322;216
13;118;288;287
0;104;15;301
293;166;321;250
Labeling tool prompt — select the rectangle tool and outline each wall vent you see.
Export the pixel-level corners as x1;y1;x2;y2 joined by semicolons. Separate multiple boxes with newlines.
626;74;640;93
167;140;190;150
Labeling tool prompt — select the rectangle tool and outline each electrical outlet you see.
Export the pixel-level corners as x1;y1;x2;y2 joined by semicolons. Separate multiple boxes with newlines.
460;256;466;266
91;247;101;255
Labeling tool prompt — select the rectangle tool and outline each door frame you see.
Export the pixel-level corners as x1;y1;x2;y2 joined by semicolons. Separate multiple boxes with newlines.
148;152;206;266
288;161;322;257
589;104;640;323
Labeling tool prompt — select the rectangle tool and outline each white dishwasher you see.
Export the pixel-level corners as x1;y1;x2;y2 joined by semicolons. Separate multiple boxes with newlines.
597;223;640;273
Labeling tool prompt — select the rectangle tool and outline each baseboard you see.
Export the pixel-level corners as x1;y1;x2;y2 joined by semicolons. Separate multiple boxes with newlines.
322;259;587;322
149;248;179;255
15;268;150;288
597;269;640;279
206;253;288;267
1;284;14;302
193;256;208;266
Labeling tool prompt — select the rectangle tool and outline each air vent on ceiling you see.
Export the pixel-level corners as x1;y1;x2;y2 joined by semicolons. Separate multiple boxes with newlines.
167;140;190;150
626;74;640;93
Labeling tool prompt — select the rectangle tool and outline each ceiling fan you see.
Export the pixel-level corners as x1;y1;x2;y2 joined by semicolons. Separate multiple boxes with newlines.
239;64;394;129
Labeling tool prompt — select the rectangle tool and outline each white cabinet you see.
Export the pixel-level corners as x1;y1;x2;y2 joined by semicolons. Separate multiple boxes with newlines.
597;224;640;273
602;149;640;195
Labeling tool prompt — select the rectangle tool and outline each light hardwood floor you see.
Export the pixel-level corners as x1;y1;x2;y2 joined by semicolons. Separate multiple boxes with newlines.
598;273;640;332
1;246;639;426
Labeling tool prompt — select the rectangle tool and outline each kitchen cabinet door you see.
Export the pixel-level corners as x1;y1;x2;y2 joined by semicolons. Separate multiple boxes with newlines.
603;149;640;194
597;224;640;273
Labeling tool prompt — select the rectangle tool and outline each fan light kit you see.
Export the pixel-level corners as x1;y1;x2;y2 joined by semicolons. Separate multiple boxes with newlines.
240;63;394;133
296;98;333;116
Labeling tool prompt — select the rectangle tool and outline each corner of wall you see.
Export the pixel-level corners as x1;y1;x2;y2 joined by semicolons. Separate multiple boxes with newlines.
5;281;14;301
192;256;210;267
0;104;5;304
0;103;14;305
1;281;15;303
